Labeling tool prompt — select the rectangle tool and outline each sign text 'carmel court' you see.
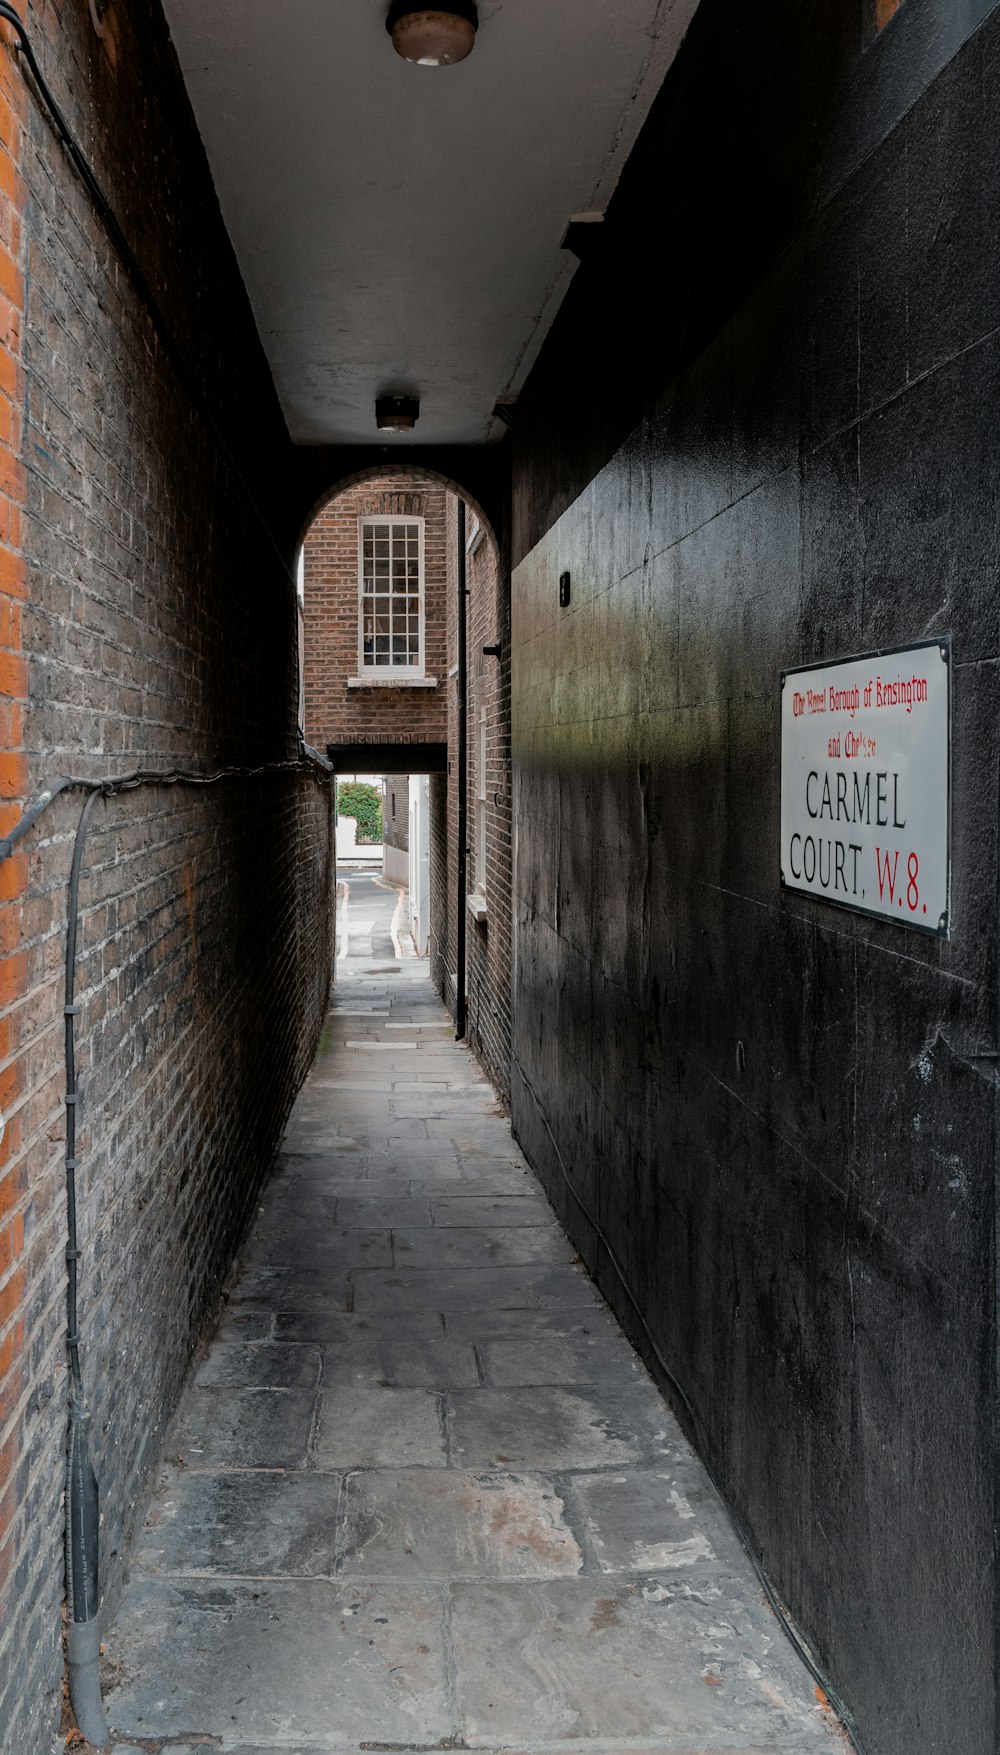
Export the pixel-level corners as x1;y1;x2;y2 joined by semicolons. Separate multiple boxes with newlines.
780;640;951;935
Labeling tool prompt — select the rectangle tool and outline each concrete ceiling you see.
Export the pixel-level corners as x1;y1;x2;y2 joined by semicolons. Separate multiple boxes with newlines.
161;0;698;446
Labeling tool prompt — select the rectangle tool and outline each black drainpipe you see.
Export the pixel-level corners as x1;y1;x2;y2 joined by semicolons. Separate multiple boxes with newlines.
455;497;468;1039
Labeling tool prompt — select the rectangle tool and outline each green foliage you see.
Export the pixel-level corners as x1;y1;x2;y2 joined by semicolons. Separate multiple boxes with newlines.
337;781;383;843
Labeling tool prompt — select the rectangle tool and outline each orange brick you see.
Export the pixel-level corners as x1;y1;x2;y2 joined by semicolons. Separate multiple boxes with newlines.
0;239;22;310
0;1476;16;1553
0;1214;22;1276
0;1314;23;1383
0;1164;24;1225
0;750;25;797
0;1264;24;1327
0;1356;23;1426
0;951;26;1007
0;646;25;698
0;591;20;647
0;851;24;902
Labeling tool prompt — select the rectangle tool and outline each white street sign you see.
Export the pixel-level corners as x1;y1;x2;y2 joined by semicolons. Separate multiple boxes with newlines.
780;640;951;936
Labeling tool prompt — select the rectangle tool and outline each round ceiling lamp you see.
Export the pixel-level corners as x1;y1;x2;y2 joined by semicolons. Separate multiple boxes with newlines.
386;2;478;67
376;395;420;432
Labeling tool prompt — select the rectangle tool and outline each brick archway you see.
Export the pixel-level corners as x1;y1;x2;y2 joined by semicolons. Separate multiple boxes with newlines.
288;444;508;570
296;462;502;567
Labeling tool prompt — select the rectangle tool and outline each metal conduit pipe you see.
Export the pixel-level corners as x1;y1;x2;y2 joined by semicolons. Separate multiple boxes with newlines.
62;788;106;1746
455;497;469;1039
0;756;333;1742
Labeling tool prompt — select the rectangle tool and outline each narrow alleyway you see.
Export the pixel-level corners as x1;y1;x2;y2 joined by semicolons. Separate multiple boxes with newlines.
336;867;414;963
101;930;838;1754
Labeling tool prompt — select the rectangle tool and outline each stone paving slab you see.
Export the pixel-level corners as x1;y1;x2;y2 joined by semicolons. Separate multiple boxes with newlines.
350;1262;603;1313
442;1304;623;1343
170;1387;317;1469
137;1468;342;1577
272;1307;447;1344
334;1194;433;1227
103;944;839;1754
106;1577;452;1747
243;1225;394;1271
339;1468;584;1580
478;1333;644;1387
432;1192;553;1225
193;1342;322;1390
450;1575;830;1748
313;1384;447;1468
566;1467;749;1575
213;1306;275;1343
448;1383;684;1471
320;1336;481;1388
229;1267;352;1309
392;1222;571;1269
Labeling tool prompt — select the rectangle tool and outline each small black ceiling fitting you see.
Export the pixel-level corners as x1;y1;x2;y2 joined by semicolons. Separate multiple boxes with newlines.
386;2;479;66
376;394;420;432
560;213;606;262
492;399;518;431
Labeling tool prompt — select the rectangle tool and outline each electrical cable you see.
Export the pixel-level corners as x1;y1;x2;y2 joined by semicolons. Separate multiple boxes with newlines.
455;499;469;1039
512;1053;868;1755
1;754;333;1743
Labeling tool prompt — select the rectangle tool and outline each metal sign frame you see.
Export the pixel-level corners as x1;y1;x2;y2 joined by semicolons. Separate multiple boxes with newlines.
779;636;952;939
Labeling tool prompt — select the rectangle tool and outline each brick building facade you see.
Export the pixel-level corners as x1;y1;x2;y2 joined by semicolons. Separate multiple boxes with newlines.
302;475;448;763
430;503;512;1101
383;773;409;885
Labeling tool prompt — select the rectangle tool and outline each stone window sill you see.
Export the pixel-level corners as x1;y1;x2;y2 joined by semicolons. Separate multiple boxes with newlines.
469;893;488;926
347;675;438;689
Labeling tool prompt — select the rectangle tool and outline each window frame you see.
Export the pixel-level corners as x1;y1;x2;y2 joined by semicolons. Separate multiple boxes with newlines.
357;514;426;678
474;673;488;897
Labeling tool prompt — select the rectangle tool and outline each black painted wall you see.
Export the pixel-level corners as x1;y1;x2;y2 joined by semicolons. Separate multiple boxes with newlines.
510;3;999;1751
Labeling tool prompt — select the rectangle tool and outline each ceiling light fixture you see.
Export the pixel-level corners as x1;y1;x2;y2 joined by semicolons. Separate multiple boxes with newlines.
376;394;420;432
386;2;478;67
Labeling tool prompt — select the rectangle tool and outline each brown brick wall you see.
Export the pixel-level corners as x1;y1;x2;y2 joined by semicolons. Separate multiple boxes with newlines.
0;5;27;1700
0;3;333;1745
429;770;450;1002
465;515;512;1102
428;495;511;1101
303;476;448;755
385;775;409;855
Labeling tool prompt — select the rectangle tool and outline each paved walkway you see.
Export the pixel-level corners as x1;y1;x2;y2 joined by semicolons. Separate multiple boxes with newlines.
103;953;839;1755
337;865;414;962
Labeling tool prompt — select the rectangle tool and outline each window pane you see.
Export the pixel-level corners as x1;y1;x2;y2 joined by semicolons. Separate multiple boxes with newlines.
360;523;421;670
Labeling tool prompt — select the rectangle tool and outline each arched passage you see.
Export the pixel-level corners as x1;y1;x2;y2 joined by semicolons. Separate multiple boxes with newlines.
298;464;512;1100
287;444;509;575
